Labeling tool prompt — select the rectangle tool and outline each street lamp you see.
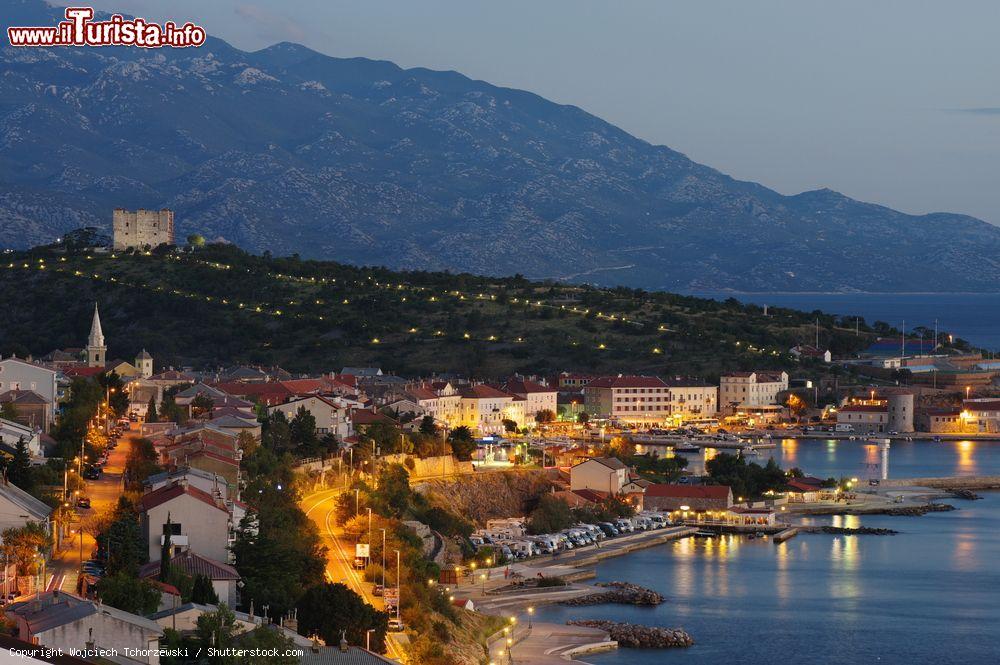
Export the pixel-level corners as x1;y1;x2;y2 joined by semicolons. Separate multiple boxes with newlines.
527;606;534;629
380;529;386;592
394;549;401;623
366;628;375;651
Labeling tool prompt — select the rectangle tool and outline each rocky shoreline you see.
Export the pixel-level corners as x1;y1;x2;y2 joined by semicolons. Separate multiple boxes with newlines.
567;620;693;648
880;503;956;516
559;582;664;607
802;525;897;535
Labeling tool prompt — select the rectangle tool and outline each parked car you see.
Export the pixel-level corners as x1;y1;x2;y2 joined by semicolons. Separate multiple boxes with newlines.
597;522;619;537
372;584;384;596
76;496;91;509
388;618;405;632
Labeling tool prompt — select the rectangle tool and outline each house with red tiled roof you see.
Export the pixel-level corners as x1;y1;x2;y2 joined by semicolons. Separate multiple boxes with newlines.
642;484;733;512
139;551;242;607
456;384;521;434
268;394;354;439
500;378;558;424
139;480;232;563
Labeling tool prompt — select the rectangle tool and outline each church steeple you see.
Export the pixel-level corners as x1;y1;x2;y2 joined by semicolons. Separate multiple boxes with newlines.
86;303;107;368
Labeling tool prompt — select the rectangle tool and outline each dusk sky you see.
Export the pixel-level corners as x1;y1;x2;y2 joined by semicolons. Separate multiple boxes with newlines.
83;0;1000;225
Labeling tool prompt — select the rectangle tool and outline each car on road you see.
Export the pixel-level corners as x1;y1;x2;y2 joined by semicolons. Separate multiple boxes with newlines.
83;466;101;480
372;584;384;596
76;496;91;509
388;618;405;632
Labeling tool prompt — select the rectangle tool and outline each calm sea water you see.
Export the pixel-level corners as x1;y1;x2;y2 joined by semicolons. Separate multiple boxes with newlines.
534;439;1000;665
688;292;1000;351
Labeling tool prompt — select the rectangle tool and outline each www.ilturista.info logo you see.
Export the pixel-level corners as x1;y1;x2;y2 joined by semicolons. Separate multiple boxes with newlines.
7;7;206;48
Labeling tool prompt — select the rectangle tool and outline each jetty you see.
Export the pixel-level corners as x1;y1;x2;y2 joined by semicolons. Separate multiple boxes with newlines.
772;527;799;543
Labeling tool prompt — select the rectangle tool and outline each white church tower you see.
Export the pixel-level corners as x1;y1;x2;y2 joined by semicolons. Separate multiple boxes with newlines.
86;303;107;368
135;349;153;378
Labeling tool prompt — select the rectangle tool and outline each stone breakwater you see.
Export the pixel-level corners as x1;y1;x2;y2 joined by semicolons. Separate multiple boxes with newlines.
559;582;664;606
567;620;693;648
881;503;956;516
802;525;897;535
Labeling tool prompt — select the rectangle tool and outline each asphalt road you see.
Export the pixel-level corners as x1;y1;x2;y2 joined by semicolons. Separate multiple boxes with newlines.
301;488;406;661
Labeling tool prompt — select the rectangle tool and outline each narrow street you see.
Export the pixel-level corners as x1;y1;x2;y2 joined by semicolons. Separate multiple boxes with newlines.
301;487;406;662
48;423;136;593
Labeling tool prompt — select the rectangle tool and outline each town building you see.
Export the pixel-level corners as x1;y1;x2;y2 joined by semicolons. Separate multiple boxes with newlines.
583;376;671;424
456;384;521;434
139;480;232;563
0;478;51;539
499;378;558;423
835;389;914;433
641;484;733;512
569;457;629;495
662;379;718;421
113;208;175;250
139;551;241;608
5;591;163;664
719;371;789;414
0;417;44;458
268;395;353;439
0;357;58;429
962;399;1000;433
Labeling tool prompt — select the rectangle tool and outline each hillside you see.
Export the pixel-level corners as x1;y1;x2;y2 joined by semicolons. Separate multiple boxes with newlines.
3;0;1000;292
0;243;884;377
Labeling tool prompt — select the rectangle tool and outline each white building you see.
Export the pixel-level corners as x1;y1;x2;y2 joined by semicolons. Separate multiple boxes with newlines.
569;457;629;495
6;591;163;664
0;357;58;419
500;379;558;424
268;395;353;439
456;384;521;434
583;376;671;424
139;480;231;563
719;371;789;414
0;418;43;458
663;380;718;421
0;479;51;537
85;303;107;368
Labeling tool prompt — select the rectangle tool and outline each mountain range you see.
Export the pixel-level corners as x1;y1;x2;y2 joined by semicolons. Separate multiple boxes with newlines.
2;0;1000;292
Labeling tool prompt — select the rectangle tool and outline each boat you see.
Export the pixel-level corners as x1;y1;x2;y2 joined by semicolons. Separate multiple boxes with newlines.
694;530;717;537
673;443;701;453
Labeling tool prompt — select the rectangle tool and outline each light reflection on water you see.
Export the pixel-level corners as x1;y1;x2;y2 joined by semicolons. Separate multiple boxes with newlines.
532;441;1000;664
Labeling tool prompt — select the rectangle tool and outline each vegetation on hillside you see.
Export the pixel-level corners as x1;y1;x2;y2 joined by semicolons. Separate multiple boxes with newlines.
0;243;891;378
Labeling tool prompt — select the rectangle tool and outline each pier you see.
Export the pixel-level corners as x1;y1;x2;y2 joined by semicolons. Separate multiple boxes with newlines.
772;527;800;543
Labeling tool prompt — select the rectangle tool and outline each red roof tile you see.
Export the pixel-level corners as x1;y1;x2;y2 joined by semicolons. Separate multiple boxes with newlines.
644;484;732;500
139;482;228;513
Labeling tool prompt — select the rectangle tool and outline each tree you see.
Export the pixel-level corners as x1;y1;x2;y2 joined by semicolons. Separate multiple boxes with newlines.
187;234;206;248
0;522;49;578
448;426;476;461
371;464;412;518
418;415;437;437
237;430;259;458
99;499;147;575
577;411;590;425
262;411;292;451
526;495;574;535
0;401;18;422
124;438;160;491
289;406;319;452
191;574;220;604
297;583;389;653
97;572;161;615
191;394;214;418
8;438;33;493
534;409;556;424
502;419;518;433
146;396;158;423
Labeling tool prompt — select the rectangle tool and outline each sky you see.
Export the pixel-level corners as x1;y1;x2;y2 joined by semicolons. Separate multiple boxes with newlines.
81;0;1000;225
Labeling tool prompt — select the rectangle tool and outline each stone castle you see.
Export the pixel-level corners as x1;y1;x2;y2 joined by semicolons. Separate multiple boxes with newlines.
112;208;174;250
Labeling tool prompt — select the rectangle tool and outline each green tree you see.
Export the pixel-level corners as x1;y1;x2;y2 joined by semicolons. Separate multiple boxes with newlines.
187;234;206;248
97;572;161;615
447;426;476;461
297;583;389;653
502;418;518;433
8;438;34;493
371;464;412;518
534;409;556;424
0;401;18;422
289;406;319;452
99;498;147;575
526;495;574;534
191;394;214;418
577;411;590;425
418;415;437;437
146;396;158;423
191;573;220;604
262;411;292;451
124;437;161;491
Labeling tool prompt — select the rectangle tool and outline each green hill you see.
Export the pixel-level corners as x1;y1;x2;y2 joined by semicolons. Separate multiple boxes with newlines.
0;243;879;377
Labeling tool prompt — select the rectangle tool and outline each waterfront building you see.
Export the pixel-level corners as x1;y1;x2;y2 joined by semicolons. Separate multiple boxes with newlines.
835;389;914;433
642;484;733;512
456;384;522;434
584;375;671;424
961;399;1000;433
719;371;788;414
662;379;718;421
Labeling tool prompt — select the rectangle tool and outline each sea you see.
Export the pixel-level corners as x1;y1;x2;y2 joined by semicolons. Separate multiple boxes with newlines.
532;438;1000;665
686;292;1000;351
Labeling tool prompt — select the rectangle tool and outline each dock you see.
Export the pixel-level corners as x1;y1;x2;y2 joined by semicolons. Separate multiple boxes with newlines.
772;527;799;543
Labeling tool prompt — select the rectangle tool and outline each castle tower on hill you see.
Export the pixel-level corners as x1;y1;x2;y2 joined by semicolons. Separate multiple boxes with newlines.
112;208;174;250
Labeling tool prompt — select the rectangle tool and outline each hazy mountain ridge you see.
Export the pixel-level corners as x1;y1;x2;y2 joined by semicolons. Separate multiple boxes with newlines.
2;0;1000;291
